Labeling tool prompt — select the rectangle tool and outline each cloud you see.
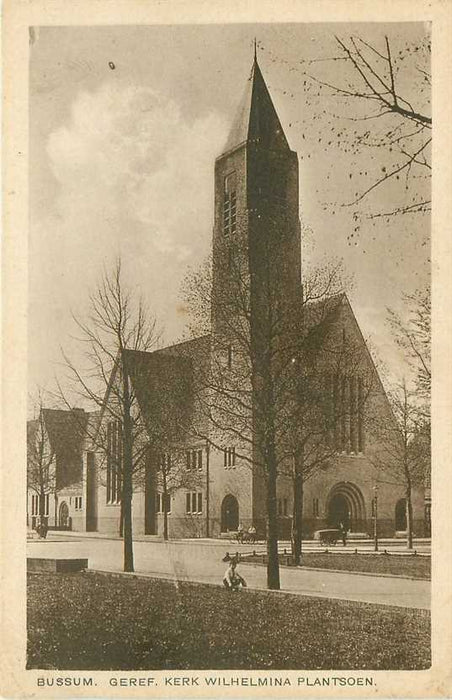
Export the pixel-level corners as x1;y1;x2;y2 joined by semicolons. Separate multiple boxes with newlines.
47;80;228;258
30;80;228;392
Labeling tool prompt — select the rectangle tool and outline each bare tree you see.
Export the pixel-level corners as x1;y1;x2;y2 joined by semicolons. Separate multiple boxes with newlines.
27;392;56;527
288;315;373;564
261;32;431;222
310;34;430;220
387;288;431;404
373;380;429;549
59;259;160;572
182;222;357;585
183;226;294;588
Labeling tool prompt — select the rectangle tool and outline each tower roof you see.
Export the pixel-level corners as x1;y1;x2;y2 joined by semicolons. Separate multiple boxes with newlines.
221;55;290;156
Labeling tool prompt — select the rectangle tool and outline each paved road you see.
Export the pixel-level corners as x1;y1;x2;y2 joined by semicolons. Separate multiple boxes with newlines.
27;536;430;610
29;529;432;553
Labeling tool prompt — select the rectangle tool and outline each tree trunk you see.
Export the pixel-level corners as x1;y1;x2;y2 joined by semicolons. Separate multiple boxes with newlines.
406;486;414;550
163;469;169;541
119;498;124;538
266;452;280;590
122;484;134;571
291;447;305;565
39;488;45;519
291;469;303;566
121;352;134;572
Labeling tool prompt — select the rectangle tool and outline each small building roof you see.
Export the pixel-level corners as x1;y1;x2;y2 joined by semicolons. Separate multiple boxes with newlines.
41;408;88;457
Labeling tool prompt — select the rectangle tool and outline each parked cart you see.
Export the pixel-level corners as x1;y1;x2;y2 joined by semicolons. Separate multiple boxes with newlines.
314;529;341;546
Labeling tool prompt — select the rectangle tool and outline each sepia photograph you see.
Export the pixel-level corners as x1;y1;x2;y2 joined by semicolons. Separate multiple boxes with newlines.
2;3;451;694
25;21;432;673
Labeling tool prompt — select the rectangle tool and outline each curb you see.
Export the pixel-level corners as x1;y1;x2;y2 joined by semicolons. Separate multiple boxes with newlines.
282;564;429;582
240;559;430;581
86;568;428;610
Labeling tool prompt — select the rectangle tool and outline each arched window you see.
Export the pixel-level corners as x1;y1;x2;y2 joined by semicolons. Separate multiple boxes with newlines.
220;494;239;532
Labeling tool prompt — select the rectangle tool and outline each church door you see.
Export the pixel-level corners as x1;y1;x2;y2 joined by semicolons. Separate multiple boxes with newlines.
327;493;350;530
326;482;366;532
59;502;69;528
221;495;239;532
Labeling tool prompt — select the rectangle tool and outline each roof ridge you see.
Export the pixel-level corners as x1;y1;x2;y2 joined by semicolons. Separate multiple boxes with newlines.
125;334;211;357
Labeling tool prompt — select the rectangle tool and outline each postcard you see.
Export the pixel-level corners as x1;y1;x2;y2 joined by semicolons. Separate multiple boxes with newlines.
2;0;451;697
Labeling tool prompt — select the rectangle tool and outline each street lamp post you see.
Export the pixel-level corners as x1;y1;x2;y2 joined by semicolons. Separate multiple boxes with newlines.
373;484;379;552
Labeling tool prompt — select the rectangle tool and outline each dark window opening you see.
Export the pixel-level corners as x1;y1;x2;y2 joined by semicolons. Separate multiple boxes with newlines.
224;446;236;468
106;420;122;504
186;492;203;514
223;172;237;235
157;493;171;514
186;449;203;471
313;498;320;517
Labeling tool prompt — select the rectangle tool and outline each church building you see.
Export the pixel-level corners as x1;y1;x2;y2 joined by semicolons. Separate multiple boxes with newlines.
76;55;427;540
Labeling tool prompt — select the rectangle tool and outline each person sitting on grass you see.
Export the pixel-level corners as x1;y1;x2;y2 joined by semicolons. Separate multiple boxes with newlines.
222;555;247;591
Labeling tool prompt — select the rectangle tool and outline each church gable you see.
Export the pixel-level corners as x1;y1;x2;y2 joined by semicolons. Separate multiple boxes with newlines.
125;349;194;445
298;293;396;457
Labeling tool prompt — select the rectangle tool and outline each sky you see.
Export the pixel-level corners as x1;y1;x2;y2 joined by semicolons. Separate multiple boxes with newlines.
29;22;430;399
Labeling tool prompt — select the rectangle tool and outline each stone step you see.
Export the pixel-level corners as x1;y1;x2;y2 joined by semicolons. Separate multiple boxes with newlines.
27;558;88;573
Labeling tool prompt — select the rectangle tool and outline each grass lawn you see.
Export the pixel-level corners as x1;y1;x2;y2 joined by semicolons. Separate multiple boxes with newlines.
245;553;430;579
27;572;430;670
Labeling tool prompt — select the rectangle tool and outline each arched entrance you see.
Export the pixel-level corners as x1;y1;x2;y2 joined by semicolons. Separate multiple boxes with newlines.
395;498;407;530
328;493;350;530
221;495;239;532
327;482;366;532
59;502;69;528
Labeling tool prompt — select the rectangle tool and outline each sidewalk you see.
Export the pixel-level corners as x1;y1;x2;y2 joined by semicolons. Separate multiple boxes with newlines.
36;529;431;552
27;536;430;610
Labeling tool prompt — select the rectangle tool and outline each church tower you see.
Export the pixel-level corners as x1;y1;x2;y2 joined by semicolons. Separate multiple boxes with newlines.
211;54;302;533
212;52;301;352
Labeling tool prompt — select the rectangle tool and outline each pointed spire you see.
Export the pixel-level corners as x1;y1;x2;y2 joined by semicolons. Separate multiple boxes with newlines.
221;52;290;156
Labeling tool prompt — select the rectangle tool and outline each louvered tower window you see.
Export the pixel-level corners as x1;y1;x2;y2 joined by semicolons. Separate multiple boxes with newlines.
223;172;237;235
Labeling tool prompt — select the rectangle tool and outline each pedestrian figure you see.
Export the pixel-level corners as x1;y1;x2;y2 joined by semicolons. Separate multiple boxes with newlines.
247;524;257;543
222;555;247;591
340;522;347;547
37;518;48;539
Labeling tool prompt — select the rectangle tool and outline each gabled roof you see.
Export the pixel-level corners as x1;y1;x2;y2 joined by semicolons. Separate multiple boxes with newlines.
97;336;211;443
302;292;392;403
124;348;195;444
221;57;291;156
41;408;88;457
302;293;345;356
303;293;345;331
